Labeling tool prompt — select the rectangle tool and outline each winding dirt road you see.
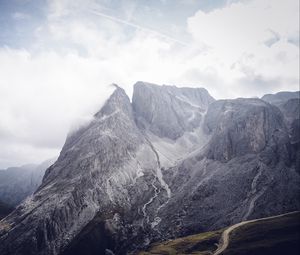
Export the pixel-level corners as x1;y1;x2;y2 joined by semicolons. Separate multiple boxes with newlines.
213;212;298;255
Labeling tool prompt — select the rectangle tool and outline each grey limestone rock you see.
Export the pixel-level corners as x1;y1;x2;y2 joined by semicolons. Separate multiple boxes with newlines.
262;91;300;106
132;81;215;140
0;83;299;255
203;98;290;163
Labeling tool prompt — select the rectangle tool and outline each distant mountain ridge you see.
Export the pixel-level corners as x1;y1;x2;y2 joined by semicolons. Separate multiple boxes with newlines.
0;158;56;207
261;91;299;105
0;82;299;255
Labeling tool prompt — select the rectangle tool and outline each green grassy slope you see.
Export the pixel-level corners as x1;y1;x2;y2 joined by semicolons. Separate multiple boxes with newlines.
222;212;300;255
137;230;222;255
137;212;300;255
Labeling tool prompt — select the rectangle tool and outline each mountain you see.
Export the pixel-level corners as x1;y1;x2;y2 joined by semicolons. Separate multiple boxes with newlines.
0;83;299;255
261;91;300;106
153;97;298;240
0;158;56;207
138;211;300;255
0;201;13;220
262;91;300;172
133;82;215;140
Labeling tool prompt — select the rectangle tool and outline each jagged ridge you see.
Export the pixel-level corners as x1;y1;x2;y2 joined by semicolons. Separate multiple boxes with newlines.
0;82;299;255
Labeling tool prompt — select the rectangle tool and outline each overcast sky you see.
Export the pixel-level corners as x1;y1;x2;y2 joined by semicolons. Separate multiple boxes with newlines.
0;0;299;168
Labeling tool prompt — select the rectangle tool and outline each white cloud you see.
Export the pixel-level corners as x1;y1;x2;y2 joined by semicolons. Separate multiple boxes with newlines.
0;142;58;169
188;0;299;52
0;48;116;168
187;0;299;91
12;12;31;20
0;0;299;167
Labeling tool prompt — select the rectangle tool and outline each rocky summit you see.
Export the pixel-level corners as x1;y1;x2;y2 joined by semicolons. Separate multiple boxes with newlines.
0;82;299;255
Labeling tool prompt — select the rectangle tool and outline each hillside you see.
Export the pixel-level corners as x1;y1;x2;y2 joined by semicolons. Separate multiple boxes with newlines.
0;201;13;220
138;212;300;255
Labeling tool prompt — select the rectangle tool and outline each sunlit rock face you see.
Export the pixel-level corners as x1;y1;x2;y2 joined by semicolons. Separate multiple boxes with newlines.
0;83;299;255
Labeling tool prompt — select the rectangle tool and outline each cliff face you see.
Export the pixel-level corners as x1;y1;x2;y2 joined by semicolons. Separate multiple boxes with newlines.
0;83;299;255
261;91;300;175
261;91;300;106
203;98;290;162
132;81;214;140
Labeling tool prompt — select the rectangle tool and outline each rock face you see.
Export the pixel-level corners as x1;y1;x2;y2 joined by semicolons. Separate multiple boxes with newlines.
277;98;300;142
261;91;299;106
203;99;290;162
0;85;161;255
132;81;214;140
0;83;299;255
0;201;13;220
0;159;55;207
157;98;298;238
262;91;300;174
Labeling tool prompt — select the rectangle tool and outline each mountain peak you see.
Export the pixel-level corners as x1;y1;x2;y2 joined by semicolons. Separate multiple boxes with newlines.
132;82;215;139
95;84;131;118
0;83;299;255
